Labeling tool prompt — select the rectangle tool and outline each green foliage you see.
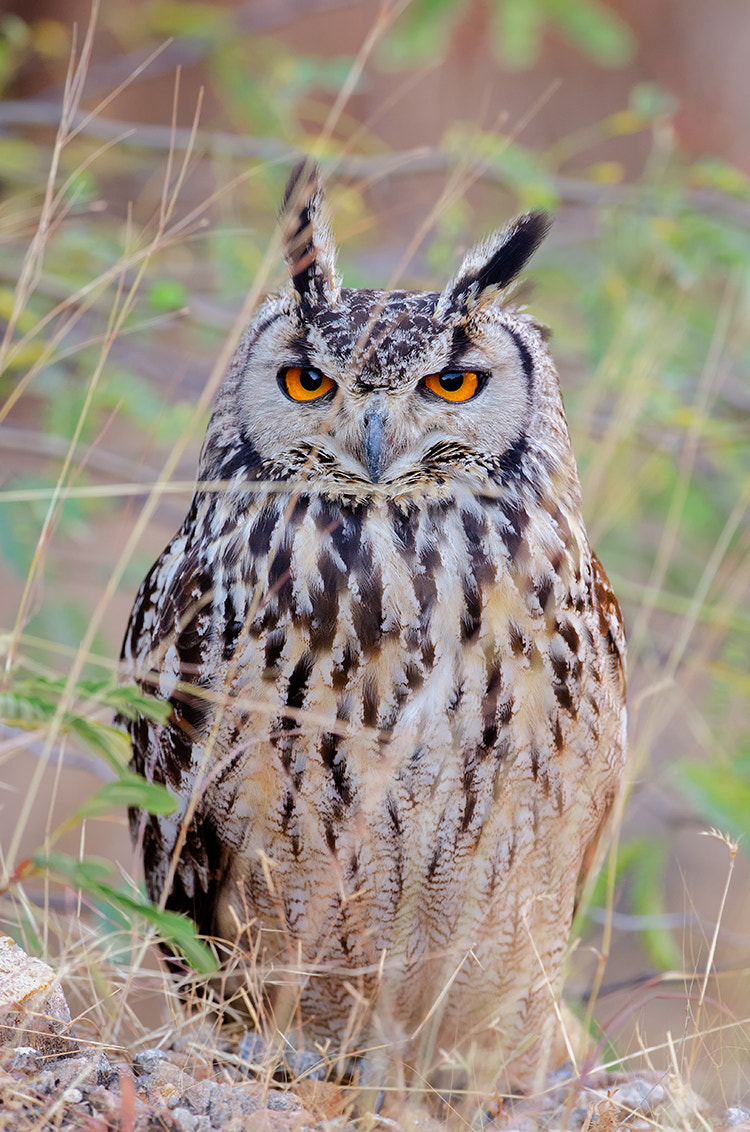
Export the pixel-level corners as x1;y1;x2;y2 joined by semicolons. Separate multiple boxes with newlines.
442;124;559;210
381;0;636;69
0;674;217;973
379;0;469;66
0;675;170;774
677;756;750;851
0;14;31;89
584;837;683;972
32;851;217;974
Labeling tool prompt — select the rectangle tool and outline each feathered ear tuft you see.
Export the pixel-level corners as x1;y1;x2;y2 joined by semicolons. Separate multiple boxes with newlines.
280;160;340;308
437;211;551;320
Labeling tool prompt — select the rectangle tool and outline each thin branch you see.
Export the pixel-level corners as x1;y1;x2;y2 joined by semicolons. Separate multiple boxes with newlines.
4;101;750;225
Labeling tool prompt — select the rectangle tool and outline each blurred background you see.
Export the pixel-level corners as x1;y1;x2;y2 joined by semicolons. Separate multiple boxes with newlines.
0;0;748;1107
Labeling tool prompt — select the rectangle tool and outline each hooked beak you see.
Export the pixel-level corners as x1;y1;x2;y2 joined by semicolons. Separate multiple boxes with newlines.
363;405;388;483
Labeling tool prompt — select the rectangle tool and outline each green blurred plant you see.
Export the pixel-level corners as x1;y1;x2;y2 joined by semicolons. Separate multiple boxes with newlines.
0;672;217;973
380;0;636;69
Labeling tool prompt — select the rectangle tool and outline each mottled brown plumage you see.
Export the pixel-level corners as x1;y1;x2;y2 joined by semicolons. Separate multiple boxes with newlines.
120;163;626;1094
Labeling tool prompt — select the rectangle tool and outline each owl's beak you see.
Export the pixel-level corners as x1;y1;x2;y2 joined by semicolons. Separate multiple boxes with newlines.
363;405;388;482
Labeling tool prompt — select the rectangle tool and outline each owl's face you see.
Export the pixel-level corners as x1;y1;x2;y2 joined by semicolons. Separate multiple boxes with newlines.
207;165;562;499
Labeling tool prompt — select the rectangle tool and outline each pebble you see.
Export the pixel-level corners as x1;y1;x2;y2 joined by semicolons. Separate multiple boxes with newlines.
10;1046;42;1072
96;1049;113;1085
169;1107;203;1132
133;1046;170;1076
609;1076;666;1114
723;1108;750;1128
237;1031;329;1083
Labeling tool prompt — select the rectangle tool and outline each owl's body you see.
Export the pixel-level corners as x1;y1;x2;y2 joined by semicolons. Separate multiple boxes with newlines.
121;166;626;1092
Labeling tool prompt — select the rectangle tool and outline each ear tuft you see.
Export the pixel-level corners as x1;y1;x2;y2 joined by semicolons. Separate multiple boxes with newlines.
437;211;551;320
280;160;340;308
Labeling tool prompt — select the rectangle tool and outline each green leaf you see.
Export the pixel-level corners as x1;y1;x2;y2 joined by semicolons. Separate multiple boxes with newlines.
34;850;114;889
691;158;750;200
379;0;468;66
104;684;171;725
678;761;750;850
493;0;545;69
147;0;229;44
0;675;168;772
628;841;682;970
93;886;218;974
147;279;188;313
72;773;176;821
629;81;677;120
31;851;217;974
441;125;558;210
69;718;132;770
545;0;636;67
582;837;682;971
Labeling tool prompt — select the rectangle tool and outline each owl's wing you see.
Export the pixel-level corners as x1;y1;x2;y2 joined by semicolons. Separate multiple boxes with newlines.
573;550;627;913
118;524;228;939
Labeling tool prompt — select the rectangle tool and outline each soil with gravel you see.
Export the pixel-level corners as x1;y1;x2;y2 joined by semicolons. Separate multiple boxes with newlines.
2;1038;750;1132
0;1041;351;1132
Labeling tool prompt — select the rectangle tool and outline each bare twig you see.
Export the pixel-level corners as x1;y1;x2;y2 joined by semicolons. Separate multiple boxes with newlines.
4;100;750;225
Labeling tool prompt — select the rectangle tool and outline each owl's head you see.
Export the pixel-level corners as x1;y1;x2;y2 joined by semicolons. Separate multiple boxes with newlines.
204;163;573;503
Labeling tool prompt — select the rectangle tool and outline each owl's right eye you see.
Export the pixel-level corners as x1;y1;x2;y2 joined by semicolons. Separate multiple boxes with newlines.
279;366;336;402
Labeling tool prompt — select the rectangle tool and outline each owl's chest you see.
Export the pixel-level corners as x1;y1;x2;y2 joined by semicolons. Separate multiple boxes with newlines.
208;491;586;803
203;493;619;972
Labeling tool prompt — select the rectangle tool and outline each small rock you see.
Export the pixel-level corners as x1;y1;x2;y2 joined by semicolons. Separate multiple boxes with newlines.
133;1047;170;1076
242;1109;316;1132
33;1069;58;1095
52;1053;98;1089
96;1049;113;1085
10;1046;43;1072
180;1078;212;1114
0;935;78;1057
150;1057;197;1093
286;1049;328;1081
82;1083;121;1122
723;1108;750;1127
610;1077;666;1115
169;1106;203;1131
266;1091;306;1112
237;1032;328;1083
62;1086;83;1103
238;1031;268;1068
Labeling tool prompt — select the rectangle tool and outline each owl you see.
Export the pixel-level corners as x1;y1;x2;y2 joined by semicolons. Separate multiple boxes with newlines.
120;162;627;1097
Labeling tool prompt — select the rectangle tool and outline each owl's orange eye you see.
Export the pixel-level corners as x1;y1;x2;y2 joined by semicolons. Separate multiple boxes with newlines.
279;366;336;402
422;370;482;403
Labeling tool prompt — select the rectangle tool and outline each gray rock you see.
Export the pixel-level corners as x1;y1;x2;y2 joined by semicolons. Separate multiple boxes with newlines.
609;1077;666;1115
723;1108;750;1127
266;1091;305;1111
132;1047;170;1076
237;1031;268;1068
237;1031;327;1083
169;1106;204;1132
10;1046;42;1072
96;1050;113;1085
0;935;78;1057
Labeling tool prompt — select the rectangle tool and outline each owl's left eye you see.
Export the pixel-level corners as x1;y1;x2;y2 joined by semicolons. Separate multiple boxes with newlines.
279;366;336;402
421;370;485;403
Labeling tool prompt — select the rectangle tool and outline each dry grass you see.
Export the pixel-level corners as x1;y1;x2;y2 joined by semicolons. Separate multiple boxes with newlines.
1;3;749;1126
